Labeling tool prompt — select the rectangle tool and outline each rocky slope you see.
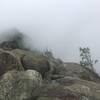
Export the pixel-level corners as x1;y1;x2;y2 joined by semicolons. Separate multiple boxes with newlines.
0;32;100;100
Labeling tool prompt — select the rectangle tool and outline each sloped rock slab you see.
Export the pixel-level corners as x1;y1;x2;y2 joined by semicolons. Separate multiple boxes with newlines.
0;70;42;100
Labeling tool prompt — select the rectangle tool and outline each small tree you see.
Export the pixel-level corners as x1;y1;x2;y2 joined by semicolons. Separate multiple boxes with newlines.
79;47;98;71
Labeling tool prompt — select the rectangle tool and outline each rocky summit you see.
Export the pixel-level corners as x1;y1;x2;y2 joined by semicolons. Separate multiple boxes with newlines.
0;32;100;100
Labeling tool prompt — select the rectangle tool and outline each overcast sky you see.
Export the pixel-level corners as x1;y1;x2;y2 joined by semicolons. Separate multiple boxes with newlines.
0;0;100;73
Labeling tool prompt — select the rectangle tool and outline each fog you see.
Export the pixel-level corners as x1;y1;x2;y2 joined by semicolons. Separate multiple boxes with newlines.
0;0;100;73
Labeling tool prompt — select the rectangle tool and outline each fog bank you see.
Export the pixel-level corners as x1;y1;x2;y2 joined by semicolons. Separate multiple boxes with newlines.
0;0;100;73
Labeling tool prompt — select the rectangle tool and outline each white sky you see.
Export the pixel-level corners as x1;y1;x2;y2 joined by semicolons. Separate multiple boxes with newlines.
0;0;100;73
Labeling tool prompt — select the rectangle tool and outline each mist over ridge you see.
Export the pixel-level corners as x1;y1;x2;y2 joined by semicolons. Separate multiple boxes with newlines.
0;0;100;73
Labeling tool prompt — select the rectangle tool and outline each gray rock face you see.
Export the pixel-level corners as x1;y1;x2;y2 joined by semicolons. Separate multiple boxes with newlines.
37;82;81;100
0;70;42;100
21;55;50;78
37;76;100;100
0;49;24;76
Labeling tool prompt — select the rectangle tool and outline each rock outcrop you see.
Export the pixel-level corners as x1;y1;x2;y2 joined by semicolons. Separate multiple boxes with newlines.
0;49;24;76
0;31;100;100
0;70;42;100
21;55;50;78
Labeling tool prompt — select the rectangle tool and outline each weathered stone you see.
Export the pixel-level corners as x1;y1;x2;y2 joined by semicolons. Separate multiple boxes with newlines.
37;83;81;100
55;76;100;100
21;55;50;78
0;70;42;100
62;63;100;83
0;49;24;76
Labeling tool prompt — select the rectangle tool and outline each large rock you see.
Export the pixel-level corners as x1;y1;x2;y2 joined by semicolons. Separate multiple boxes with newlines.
37;82;81;100
0;70;42;100
11;49;51;78
50;62;100;83
63;63;100;83
21;55;50;78
0;49;24;76
37;76;100;100
55;76;100;99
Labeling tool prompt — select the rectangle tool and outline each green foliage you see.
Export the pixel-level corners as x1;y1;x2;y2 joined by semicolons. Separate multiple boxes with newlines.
79;47;98;71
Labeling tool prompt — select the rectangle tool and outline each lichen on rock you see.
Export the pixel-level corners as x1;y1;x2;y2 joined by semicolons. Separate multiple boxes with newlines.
0;70;42;100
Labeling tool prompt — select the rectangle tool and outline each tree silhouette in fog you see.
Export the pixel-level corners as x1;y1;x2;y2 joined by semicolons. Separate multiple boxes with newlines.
80;47;98;71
